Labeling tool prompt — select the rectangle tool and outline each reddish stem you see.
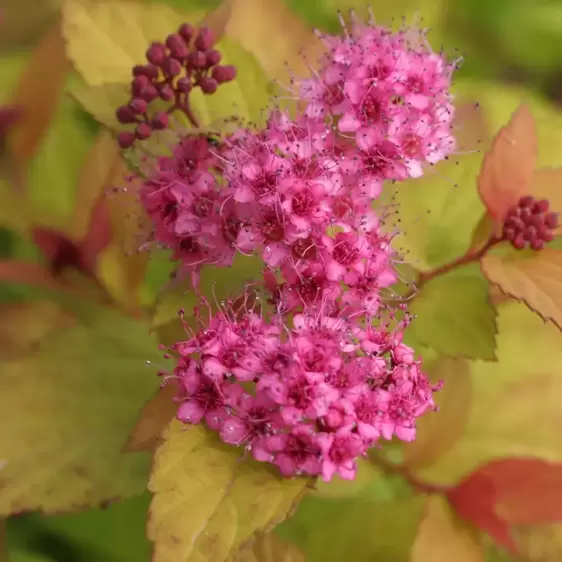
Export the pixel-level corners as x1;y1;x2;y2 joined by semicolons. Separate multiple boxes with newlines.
416;234;503;291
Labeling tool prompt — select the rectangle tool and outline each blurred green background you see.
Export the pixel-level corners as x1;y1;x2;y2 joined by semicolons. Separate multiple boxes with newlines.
1;0;562;560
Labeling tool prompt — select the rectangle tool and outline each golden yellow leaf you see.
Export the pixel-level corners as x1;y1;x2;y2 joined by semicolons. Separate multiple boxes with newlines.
513;524;562;562
477;104;537;222
7;19;69;169
148;421;309;562
231;533;305;562
411;495;484;562
481;249;562;331
123;383;178;453
403;357;472;470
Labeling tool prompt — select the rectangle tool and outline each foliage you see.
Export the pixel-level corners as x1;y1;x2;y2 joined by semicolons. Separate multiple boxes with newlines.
1;0;562;561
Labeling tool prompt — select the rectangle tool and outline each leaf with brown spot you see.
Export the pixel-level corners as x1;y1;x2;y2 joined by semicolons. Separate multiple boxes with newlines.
148;421;310;562
6;19;69;172
481;249;562;330
230;533;305;562
123;383;178;453
477;104;537;222
403;357;472;470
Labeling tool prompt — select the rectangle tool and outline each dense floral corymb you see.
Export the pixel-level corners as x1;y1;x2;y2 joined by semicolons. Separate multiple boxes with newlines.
122;11;459;481
160;297;440;482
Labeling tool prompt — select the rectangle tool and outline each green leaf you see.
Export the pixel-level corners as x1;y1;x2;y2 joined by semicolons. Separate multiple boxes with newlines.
148;421;310;562
409;268;498;360
0;304;171;514
277;493;426;562
411;300;562;487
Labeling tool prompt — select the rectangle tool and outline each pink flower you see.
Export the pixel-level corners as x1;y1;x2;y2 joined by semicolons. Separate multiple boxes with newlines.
317;429;366;482
267;425;323;476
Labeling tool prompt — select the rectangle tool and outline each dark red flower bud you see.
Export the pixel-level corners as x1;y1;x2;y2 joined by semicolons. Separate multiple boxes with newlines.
117;131;135;149
166;33;189;59
132;75;150;97
187;51;207;69
176;77;192;94
146;42;167;66
205;50;221;66
545;212;559;229
133;64;159;80
151;112;169;130
159;83;175;101
518;195;534;208
178;23;194;43
139;83;159;103
194;27;214;51
161;57;183;77
135;123;152;140
199;77;218;94
116;105;137;124
128;98;148;114
212;65;236;83
532;199;550;214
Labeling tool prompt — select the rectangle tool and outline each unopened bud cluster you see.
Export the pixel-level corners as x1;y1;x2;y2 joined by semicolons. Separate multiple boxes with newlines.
116;23;236;149
503;195;558;251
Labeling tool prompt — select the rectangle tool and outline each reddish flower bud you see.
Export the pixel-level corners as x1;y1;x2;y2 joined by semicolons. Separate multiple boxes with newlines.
151;112;169;130
146;42;167;66
176;77;192;94
135;123;152;140
116;105;137;124
194;27;214;51
187;51;207;69
545;212;559;229
117;131;135;149
199;77;218;94
133;64;159;80
166;33;189;59
128;98;148;114
212;65;236;83
132;75;150;97
205;49;221;66
158;83;175;101
518;195;534;208
161;57;183;77
139;83;159;103
178;23;194;43
532;199;550;214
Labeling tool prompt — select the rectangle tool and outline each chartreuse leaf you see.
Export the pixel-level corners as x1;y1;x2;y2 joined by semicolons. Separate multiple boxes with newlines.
409;267;498;360
482;248;562;332
411;495;485;562
409;300;562;487
0;303;170;514
148;421;309;562
277;493;426;562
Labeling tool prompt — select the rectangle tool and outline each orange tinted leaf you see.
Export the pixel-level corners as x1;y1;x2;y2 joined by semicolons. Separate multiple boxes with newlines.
477;104;537;222
531;168;562;232
72;131;120;240
0;260;81;295
477;458;562;525
481;249;562;330
403;357;472;470
123;382;178;453
78;194;112;274
411;495;484;562
447;471;516;553
7;19;69;169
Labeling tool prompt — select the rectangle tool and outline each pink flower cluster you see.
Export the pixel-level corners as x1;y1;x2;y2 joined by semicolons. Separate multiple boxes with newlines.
139;13;456;481
164;300;440;481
